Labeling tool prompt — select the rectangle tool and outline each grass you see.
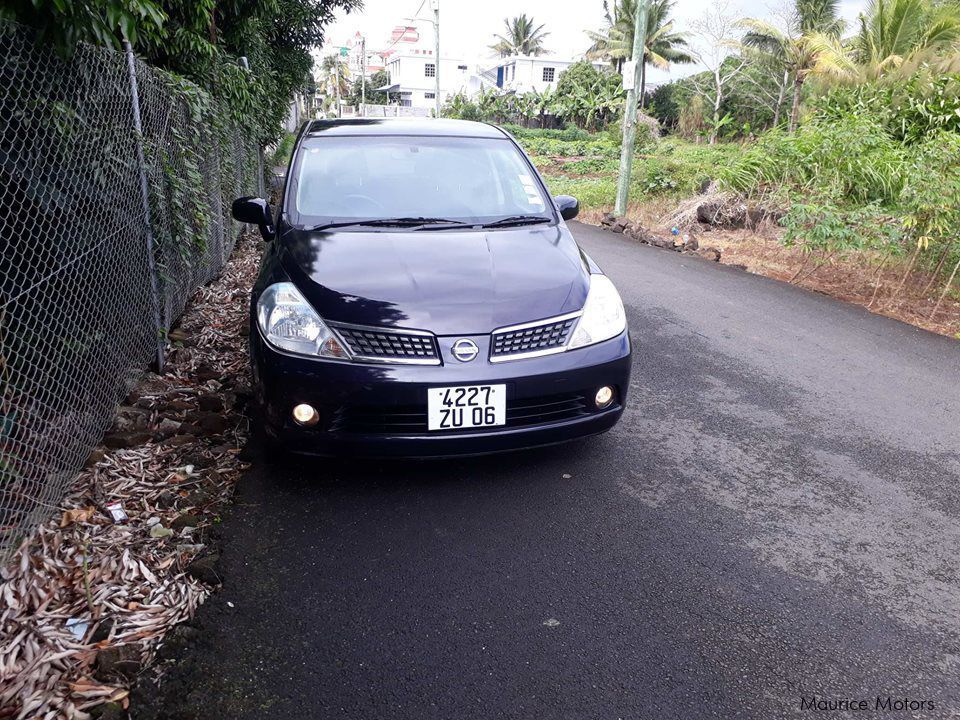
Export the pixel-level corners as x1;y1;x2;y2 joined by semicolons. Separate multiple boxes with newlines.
515;129;739;215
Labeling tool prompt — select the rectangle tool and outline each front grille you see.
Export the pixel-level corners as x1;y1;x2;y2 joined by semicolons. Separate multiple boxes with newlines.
491;316;578;359
333;325;439;363
330;392;591;435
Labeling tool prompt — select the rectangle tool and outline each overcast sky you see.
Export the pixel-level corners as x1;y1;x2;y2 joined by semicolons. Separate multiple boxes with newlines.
319;0;867;84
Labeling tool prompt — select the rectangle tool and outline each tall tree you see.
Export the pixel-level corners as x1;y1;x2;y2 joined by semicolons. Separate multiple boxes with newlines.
853;0;960;77
740;0;845;131
318;53;350;114
4;0;359;142
586;0;694;105
490;14;549;57
689;0;747;143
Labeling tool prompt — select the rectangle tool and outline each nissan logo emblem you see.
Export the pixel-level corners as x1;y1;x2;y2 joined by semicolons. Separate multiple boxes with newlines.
451;339;479;362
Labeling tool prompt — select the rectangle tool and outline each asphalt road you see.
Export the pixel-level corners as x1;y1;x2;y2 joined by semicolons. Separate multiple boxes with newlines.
140;221;960;719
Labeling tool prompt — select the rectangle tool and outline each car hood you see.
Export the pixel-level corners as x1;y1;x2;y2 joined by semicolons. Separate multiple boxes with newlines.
280;224;590;335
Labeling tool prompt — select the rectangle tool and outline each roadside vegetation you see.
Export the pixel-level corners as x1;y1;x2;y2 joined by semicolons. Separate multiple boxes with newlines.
442;0;960;336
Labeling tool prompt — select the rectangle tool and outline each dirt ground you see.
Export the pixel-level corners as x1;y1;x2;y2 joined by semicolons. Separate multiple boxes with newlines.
578;204;960;340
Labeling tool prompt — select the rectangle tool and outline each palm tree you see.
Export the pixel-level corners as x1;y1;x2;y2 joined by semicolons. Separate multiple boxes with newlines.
490;15;550;57
318;54;350;114
586;0;693;107
739;0;845;132
853;0;960;77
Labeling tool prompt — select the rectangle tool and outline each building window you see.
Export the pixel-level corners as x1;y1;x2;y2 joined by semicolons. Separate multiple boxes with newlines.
425;92;435;99
425;63;436;77
542;67;555;82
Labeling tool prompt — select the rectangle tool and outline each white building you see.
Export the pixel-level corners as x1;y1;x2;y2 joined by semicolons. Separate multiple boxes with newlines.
382;51;483;109
483;55;603;93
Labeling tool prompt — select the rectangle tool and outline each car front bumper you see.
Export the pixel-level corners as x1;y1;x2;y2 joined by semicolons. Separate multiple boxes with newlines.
251;329;631;458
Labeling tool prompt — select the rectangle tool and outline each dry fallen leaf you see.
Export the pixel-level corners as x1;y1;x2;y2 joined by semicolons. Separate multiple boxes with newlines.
0;233;258;719
59;507;96;528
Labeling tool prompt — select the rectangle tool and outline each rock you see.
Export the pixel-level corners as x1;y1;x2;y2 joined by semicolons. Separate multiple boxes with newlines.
186;489;215;507
746;205;784;228
696;201;722;225
649;235;675;250
180;453;214;469
85;447;106;468
157;490;177;509
609;217;630;233
94;644;140;680
197;395;224;412
695;201;748;228
194;363;221;382
696;247;722;262
186;554;222;585
155;418;181;438
198;414;228;435
91;617;115;644
626;228;649;244
600;212;616;228
171;513;200;531
111;406;150;433
103;430;152;449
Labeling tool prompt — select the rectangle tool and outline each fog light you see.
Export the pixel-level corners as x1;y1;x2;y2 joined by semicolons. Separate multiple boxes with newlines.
595;386;615;409
292;403;319;426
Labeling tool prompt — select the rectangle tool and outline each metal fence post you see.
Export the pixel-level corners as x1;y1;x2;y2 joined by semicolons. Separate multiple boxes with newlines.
123;40;165;373
257;146;266;197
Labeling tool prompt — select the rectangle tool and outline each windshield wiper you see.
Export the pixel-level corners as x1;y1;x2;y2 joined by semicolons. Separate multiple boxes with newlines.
303;217;468;231
479;215;552;229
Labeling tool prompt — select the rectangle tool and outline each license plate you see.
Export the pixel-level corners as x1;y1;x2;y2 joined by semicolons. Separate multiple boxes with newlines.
427;384;506;431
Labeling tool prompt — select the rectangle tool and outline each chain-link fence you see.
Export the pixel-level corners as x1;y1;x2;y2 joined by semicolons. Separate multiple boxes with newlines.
0;22;261;560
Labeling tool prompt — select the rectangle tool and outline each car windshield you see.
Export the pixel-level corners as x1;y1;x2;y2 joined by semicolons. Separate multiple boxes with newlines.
288;135;554;228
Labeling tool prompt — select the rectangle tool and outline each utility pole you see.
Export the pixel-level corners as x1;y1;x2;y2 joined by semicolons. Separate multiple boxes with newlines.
432;0;441;118
360;36;366;115
613;0;648;217
405;2;441;117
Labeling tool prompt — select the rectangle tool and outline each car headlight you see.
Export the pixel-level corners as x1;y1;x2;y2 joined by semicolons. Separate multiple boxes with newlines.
256;282;350;359
567;274;626;349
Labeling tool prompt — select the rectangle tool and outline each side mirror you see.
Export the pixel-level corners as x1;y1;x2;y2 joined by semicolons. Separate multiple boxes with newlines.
555;195;580;221
232;197;275;241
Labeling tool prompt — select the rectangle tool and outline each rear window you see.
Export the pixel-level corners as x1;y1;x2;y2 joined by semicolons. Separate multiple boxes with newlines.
287;135;552;227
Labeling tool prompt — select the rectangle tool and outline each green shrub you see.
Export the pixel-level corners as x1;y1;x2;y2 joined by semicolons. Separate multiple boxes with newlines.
503;124;594;142
814;74;960;144
780;202;903;256
720;115;910;204
267;131;296;170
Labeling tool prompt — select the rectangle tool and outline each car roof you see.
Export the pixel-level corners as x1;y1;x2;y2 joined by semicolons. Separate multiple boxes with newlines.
302;118;509;139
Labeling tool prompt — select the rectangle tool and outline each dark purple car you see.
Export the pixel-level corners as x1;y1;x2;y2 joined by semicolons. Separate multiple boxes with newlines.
233;118;630;457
